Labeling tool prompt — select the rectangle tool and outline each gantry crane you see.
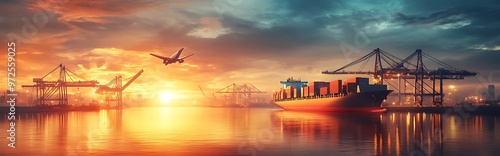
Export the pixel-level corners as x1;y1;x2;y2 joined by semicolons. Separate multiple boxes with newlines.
21;64;99;105
215;83;266;107
96;69;144;108
322;48;477;106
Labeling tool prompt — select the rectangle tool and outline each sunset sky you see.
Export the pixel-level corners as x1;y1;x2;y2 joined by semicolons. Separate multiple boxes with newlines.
1;0;499;101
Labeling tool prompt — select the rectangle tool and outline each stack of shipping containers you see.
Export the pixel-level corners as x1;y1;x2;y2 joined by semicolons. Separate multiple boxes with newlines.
308;81;329;97
342;77;367;93
273;77;387;101
284;86;295;99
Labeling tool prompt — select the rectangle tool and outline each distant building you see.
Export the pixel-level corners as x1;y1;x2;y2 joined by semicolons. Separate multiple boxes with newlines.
2;90;31;106
488;85;495;101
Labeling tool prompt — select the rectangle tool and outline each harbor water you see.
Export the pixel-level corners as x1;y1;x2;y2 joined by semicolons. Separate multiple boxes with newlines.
1;107;500;155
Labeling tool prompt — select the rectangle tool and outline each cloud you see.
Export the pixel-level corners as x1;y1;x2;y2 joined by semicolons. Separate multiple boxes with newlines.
1;0;499;98
393;8;468;27
27;0;165;22
187;17;230;38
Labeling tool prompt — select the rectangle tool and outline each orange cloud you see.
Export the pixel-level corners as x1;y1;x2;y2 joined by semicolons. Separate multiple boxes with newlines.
27;0;164;23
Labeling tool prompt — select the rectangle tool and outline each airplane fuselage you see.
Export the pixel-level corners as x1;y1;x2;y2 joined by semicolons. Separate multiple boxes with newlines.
162;59;184;65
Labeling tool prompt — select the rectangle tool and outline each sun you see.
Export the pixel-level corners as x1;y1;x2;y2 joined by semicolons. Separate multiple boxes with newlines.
159;91;175;103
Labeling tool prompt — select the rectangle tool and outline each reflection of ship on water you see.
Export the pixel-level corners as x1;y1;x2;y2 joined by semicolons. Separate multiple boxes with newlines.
270;111;386;155
270;111;446;155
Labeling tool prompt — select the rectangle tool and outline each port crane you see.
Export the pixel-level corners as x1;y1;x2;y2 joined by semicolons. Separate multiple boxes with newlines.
21;64;99;105
96;69;144;108
322;48;477;106
199;85;207;98
215;83;266;107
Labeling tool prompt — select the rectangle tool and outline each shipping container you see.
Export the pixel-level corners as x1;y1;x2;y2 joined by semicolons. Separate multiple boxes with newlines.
329;80;342;94
346;83;358;93
345;77;369;85
308;85;314;96
286;86;296;99
308;81;329;96
320;86;329;95
358;84;387;93
303;86;309;97
285;88;290;99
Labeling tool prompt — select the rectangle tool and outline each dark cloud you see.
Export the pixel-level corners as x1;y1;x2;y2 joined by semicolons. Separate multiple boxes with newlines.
393;8;467;26
443;50;500;72
384;5;500;60
280;0;345;17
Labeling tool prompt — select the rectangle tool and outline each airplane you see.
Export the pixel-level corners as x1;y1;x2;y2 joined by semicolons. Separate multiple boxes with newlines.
150;48;194;66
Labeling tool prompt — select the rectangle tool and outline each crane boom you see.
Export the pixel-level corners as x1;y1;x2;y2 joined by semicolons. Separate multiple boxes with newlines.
199;85;207;98
122;69;144;91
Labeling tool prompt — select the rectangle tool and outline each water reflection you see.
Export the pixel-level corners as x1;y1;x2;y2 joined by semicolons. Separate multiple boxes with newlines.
271;111;500;155
383;112;444;156
270;111;387;155
1;108;277;155
1;108;499;155
0;110;125;155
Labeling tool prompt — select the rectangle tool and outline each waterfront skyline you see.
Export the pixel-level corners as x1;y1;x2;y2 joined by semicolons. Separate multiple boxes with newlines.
1;0;499;102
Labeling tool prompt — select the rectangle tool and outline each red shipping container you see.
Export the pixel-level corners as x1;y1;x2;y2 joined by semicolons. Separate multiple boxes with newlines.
320;86;329;95
329;80;342;94
308;84;314;96
308;81;329;96
285;89;289;99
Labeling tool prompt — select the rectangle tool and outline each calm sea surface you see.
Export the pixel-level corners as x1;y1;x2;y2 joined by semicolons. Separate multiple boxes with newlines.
1;107;500;155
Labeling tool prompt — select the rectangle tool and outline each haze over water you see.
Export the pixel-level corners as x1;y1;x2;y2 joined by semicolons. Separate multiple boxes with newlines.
1;106;499;155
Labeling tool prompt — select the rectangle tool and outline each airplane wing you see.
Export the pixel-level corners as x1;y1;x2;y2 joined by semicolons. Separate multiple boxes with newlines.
150;53;169;60
178;53;194;60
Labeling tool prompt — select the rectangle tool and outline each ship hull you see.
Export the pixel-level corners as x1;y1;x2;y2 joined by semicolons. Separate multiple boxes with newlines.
273;90;393;112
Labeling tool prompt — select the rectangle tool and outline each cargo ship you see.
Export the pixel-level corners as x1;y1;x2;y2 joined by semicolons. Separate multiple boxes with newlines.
272;77;393;112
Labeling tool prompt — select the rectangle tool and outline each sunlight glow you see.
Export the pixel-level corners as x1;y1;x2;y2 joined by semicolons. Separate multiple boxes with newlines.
159;91;176;103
